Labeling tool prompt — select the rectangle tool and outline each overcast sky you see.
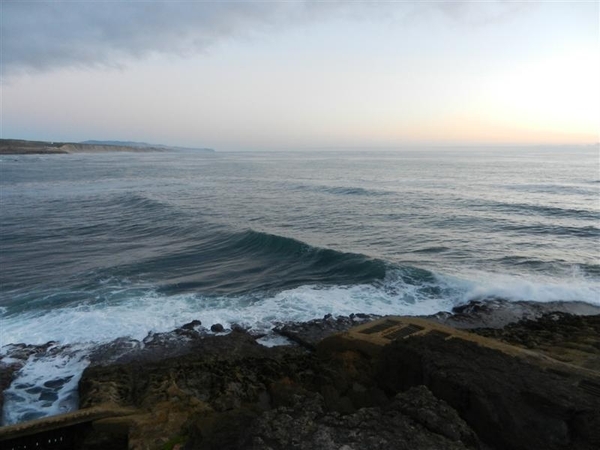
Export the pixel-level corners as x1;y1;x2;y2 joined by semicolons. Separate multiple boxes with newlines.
1;1;598;151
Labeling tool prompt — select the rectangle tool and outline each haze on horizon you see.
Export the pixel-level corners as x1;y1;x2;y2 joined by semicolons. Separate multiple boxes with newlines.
1;0;598;152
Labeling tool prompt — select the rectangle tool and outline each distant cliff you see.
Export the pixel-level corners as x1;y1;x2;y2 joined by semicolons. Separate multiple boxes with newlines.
0;139;70;154
81;140;214;153
0;138;214;154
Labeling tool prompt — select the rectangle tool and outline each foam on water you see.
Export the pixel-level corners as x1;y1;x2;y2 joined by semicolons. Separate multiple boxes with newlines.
440;270;600;306
2;268;598;349
2;268;599;349
2;347;88;425
1;269;599;425
0;278;453;348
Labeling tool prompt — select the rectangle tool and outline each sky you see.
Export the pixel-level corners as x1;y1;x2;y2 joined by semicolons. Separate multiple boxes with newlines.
1;1;598;151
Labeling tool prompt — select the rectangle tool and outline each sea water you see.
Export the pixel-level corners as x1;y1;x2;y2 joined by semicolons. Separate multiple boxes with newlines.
1;147;599;424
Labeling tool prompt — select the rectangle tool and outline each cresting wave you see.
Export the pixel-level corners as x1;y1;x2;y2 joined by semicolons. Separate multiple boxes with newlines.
2;259;600;424
2;265;599;348
3;147;599;425
80;228;388;298
2;227;600;340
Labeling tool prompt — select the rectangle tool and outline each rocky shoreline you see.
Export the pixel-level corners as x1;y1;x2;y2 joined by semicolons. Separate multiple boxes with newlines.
1;299;599;449
0;138;215;154
0;138;165;154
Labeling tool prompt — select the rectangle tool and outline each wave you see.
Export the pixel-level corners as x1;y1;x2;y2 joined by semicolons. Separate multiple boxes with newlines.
321;186;387;196
470;199;599;221
293;183;389;197
503;183;599;196
71;192;181;223
500;223;600;238
2;262;599;425
121;229;388;296
0;229;388;316
105;192;172;212
411;246;451;254
441;271;600;306
2;265;598;349
494;257;600;277
424;214;600;239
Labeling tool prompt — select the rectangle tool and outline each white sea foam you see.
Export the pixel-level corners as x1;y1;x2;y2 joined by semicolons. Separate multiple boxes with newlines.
2;270;599;349
1;270;599;425
2;348;88;425
0;282;453;349
2;279;454;425
437;270;600;306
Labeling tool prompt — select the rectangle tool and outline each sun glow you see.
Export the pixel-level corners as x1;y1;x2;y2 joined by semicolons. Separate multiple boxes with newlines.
473;50;600;143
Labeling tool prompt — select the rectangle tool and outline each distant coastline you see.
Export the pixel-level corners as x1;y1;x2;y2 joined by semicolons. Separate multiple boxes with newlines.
0;138;215;155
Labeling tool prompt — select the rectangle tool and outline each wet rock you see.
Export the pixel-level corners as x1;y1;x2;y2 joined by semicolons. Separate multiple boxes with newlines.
0;361;21;415
105;326;209;365
431;299;600;329
0;341;71;418
230;323;247;332
1;341;59;362
274;314;378;350
210;323;224;333
88;337;142;366
43;376;73;389
181;320;202;331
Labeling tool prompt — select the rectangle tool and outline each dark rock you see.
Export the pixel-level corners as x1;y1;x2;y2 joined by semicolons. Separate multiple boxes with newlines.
2;341;59;362
376;332;600;450
210;323;224;333
182;320;202;331
350;313;371;320
88;337;142;366
239;386;477;450
432;299;600;329
470;312;600;371
79;331;313;411
43;376;73;389
274;314;378;350
98;325;210;366
230;323;247;333
0;361;21;414
69;311;600;450
393;385;479;446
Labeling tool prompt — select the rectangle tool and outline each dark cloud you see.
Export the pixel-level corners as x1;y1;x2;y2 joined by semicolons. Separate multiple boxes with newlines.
1;1;525;76
3;1;296;74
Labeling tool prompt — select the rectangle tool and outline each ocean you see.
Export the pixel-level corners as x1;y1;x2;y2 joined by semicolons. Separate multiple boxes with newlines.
1;147;599;424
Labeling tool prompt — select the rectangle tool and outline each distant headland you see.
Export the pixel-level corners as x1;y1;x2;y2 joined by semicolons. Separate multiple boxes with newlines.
0;138;215;155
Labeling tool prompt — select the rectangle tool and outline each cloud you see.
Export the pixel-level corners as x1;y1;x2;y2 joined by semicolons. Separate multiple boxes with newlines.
2;1;291;74
436;0;533;26
1;1;527;76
